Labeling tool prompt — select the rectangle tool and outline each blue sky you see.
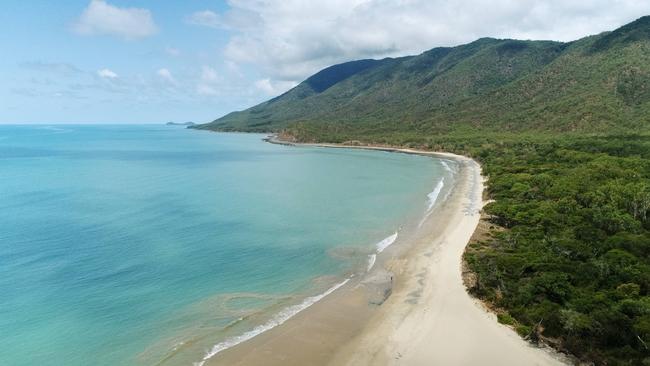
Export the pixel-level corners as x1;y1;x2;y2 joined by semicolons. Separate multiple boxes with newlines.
0;1;261;124
1;0;649;124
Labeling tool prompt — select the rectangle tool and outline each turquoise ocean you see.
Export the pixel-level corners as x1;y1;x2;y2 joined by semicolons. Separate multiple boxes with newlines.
0;125;448;365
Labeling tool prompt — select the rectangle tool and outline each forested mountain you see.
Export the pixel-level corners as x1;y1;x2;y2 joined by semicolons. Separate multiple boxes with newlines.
196;16;650;137
195;17;650;365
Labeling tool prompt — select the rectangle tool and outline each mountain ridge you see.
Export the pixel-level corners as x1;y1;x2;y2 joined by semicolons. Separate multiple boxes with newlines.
194;16;650;138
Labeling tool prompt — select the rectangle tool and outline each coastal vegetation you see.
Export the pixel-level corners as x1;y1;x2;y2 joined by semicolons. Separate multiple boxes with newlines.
463;133;650;365
195;17;650;365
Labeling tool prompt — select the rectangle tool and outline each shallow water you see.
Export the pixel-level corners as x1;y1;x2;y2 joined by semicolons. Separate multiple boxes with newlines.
0;125;446;365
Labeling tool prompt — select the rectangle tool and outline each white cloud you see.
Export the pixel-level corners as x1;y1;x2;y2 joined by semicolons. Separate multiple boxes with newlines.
165;47;181;57
157;68;176;84
73;0;157;39
186;10;221;28
20;62;83;76
197;84;218;96
225;61;241;74
203;0;650;88
254;78;297;95
254;78;275;95
196;66;221;96
97;68;118;79
201;66;219;84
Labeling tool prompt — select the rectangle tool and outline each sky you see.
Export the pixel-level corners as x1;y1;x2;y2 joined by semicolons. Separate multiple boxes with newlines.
1;1;649;124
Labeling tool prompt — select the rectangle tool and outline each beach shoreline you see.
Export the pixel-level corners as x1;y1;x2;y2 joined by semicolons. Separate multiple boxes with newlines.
201;135;568;366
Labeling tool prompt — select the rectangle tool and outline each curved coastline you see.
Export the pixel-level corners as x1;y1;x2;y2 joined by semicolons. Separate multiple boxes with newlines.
201;135;568;366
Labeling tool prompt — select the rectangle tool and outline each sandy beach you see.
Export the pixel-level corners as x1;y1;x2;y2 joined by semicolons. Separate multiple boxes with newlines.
203;140;569;366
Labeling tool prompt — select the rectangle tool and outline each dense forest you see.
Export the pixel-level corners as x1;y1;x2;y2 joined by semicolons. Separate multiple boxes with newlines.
463;134;650;365
195;17;650;365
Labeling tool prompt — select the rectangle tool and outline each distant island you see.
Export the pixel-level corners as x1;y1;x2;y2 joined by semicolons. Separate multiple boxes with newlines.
166;121;195;126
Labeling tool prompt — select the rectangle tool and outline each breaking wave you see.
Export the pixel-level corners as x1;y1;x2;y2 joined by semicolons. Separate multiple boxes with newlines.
194;278;350;365
376;232;398;253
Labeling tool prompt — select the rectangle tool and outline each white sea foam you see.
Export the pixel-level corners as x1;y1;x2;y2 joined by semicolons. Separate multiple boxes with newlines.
194;278;351;366
427;178;445;211
38;126;70;133
441;183;453;203
367;254;377;271
376;232;398;253
418;178;447;228
441;160;453;172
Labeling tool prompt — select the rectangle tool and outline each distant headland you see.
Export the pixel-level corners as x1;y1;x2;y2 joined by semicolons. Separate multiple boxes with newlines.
166;121;196;126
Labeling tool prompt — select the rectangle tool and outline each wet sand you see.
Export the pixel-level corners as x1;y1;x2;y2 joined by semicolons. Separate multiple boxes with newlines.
204;140;568;366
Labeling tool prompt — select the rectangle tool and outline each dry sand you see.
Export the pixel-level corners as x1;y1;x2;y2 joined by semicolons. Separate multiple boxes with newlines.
204;140;569;366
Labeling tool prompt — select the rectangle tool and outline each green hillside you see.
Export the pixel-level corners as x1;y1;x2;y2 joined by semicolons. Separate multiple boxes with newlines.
195;17;650;365
195;17;650;137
